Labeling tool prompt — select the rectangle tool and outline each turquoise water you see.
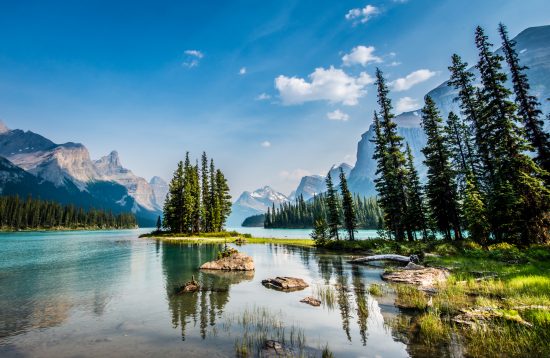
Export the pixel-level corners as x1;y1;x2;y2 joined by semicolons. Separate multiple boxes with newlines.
0;229;424;357
227;227;380;239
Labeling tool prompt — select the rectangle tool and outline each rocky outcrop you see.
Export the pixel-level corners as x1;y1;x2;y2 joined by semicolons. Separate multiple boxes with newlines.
262;277;309;291
382;265;449;289
199;252;255;271
175;277;200;294
260;340;296;357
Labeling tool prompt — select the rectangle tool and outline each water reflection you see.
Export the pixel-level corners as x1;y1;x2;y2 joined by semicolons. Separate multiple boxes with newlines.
161;243;254;341
0;234;129;338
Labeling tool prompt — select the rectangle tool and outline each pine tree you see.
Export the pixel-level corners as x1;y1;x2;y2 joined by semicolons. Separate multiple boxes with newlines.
499;23;550;175
209;159;220;232
463;176;490;246
371;111;394;239
311;217;330;247
191;161;201;234
448;54;489;184
325;172;340;240
339;167;357;241
476;25;550;244
181;152;195;233
156;215;162;231
163;160;184;232
215;169;232;231
404;143;428;240
421;95;462;241
375;68;412;241
200;152;211;232
445;111;475;191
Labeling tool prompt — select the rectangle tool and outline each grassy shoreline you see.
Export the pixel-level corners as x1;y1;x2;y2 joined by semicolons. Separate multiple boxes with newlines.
139;230;315;247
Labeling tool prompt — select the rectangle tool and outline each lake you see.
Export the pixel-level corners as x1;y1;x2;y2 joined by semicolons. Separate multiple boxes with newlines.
226;227;380;239
0;229;434;357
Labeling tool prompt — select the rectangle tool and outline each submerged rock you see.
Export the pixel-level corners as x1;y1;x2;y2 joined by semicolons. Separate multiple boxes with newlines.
175;276;200;294
382;266;449;288
262;276;309;291
199;252;255;271
300;296;321;307
260;340;296;357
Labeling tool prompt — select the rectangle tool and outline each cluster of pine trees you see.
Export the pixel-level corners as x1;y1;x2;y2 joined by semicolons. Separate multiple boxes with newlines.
372;24;549;245
162;152;232;234
305;168;362;243
0;195;137;230
264;193;382;230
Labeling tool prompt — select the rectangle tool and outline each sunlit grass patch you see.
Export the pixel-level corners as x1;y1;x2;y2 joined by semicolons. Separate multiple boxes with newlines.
417;311;449;346
368;283;384;296
394;284;429;310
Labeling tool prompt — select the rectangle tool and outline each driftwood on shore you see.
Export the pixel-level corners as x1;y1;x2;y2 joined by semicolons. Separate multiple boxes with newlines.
349;254;418;264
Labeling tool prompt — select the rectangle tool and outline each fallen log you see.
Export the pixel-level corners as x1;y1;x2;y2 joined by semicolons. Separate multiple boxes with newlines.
349;254;418;264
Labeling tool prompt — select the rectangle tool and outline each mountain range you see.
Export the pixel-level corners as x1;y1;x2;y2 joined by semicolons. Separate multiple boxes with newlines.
232;25;550;224
0;123;167;226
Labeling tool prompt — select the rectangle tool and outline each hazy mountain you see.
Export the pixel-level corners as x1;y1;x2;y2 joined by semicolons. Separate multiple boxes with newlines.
290;162;353;201
227;186;289;227
150;176;169;209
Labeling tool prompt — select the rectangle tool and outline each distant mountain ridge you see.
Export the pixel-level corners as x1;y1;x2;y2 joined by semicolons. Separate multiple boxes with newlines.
0;122;167;226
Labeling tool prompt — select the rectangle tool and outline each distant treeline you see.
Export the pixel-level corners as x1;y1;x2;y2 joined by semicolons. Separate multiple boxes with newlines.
0;195;137;230
264;195;383;230
241;214;265;227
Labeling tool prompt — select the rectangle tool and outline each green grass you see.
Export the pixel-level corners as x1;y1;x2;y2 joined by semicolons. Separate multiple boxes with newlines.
386;242;550;357
368;283;384;296
140;230;314;247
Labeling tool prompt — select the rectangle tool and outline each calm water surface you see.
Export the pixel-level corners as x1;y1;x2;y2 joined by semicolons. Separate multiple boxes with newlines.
0;229;430;357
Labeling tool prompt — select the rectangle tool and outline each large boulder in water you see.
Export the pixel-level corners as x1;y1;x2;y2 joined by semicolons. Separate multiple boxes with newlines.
199;252;255;271
262;277;309;291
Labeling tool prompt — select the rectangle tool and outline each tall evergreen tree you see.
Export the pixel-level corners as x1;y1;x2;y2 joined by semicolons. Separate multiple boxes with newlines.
421;95;463;241
191;161;201;234
463;176;490;246
476;25;550;244
375;68;412;241
499;23;550;175
404;143;428;240
325;172;340;240
339;167;357;241
371;111;394;239
215;169;232;231
445;111;475;189
163;160;184;232
156;215;162;231
448;54;489;184
209;159;220;232
200;152;211;232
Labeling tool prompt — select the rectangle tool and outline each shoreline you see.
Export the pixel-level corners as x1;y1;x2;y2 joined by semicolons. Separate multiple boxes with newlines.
141;233;315;247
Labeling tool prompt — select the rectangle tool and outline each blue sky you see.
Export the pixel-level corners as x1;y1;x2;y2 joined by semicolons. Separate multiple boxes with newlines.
0;0;549;197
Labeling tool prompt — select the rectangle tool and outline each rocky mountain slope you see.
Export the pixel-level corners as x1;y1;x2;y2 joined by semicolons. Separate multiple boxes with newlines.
0;122;165;225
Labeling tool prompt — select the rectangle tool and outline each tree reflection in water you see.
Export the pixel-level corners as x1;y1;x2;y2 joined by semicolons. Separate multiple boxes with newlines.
161;243;253;341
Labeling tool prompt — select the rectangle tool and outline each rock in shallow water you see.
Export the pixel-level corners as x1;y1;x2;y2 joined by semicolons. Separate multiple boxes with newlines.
262;276;309;291
300;296;321;307
199;252;255;271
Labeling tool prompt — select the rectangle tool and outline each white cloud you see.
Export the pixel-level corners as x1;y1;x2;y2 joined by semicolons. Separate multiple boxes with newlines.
388;61;401;67
326;110;350;121
342;46;382;67
395;97;421;113
279;169;311;181
261;141;271;148
239;67;247;75
390;69;436;91
275;66;374;106
255;93;271;101
345;5;379;24
182;49;204;68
